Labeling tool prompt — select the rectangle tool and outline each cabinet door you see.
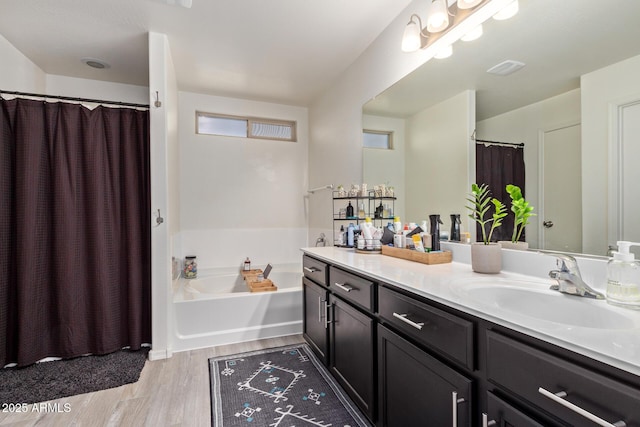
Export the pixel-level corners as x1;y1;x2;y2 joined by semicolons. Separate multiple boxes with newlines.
329;294;375;422
378;325;473;427
485;392;547;427
303;277;329;365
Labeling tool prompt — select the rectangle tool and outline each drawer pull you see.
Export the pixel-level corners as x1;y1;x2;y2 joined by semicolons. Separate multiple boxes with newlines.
538;387;627;427
481;413;496;427
304;266;319;273
393;312;424;330
334;282;354;292
452;391;465;427
318;298;325;324
325;303;334;327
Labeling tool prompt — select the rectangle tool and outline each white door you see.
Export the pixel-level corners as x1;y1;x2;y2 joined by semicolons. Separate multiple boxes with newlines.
612;100;640;257
540;124;582;253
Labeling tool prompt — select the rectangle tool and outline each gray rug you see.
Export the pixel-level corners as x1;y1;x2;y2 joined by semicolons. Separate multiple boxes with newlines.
0;348;149;405
209;344;372;427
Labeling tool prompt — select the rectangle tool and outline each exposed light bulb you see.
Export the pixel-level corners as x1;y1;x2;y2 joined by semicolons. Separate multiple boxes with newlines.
493;0;519;20
461;24;483;41
427;0;450;33
457;0;482;9
401;20;422;52
434;44;453;59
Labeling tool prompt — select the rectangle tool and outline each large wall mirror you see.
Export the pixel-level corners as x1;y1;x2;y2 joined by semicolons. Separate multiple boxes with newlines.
363;0;640;257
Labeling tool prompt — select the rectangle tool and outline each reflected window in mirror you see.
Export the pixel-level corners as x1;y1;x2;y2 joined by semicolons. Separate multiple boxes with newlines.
363;129;393;149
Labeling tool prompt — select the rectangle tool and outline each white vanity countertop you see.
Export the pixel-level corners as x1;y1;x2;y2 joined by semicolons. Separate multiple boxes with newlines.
302;246;640;377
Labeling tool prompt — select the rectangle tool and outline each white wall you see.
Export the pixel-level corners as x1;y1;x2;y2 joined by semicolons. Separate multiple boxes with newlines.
0;34;46;92
308;0;513;240
476;88;581;249
405;91;474;235
148;32;178;360
45;74;148;105
581;54;640;256
177;91;309;269
362;114;406;222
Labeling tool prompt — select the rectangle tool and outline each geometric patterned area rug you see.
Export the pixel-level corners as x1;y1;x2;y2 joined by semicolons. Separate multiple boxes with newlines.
209;344;372;427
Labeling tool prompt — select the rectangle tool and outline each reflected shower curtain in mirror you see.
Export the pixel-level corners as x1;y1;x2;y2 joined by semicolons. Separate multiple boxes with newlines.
475;143;525;242
0;97;151;367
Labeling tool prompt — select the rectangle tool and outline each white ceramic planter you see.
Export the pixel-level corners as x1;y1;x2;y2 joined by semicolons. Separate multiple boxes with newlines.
498;241;529;251
471;242;502;274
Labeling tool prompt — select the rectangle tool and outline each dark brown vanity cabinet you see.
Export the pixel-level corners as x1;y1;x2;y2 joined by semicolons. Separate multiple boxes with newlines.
378;324;473;426
486;330;640;427
303;277;329;365
329;293;375;421
302;253;640;427
485;392;546;427
302;256;376;422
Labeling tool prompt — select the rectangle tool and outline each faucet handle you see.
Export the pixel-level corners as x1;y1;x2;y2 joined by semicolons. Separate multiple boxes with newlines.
541;251;580;274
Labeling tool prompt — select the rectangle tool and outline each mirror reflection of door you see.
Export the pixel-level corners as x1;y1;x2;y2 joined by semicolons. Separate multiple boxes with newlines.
617;100;640;258
540;123;581;252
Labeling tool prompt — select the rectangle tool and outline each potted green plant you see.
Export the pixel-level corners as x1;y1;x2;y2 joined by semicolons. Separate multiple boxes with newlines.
466;183;507;273
500;184;536;250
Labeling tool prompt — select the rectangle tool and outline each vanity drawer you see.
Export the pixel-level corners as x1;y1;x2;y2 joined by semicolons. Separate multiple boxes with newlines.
303;255;328;287
329;266;375;311
487;330;640;426
378;286;474;370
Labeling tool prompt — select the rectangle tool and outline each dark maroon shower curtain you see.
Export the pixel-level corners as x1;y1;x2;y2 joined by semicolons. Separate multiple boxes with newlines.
0;97;151;367
476;143;525;243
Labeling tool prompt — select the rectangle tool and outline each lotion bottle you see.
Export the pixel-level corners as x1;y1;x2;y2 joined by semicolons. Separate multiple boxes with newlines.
606;241;640;309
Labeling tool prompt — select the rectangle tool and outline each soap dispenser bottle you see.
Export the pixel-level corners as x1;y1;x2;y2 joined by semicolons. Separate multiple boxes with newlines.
606;241;640;309
429;214;443;251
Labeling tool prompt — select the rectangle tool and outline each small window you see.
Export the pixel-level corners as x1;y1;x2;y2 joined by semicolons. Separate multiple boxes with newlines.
197;112;296;142
363;130;393;149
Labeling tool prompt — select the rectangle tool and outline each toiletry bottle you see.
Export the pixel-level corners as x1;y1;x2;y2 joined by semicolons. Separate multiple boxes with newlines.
184;255;198;279
450;214;461;241
606;241;640;309
244;257;251;271
429;214;443;251
346;201;354;218
394;217;402;233
358;202;366;219
347;223;355;247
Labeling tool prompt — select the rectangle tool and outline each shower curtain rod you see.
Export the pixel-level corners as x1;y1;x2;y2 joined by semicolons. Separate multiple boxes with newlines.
474;138;524;148
0;89;150;109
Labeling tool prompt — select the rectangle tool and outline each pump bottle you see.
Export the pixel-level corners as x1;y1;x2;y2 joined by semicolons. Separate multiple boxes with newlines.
606;241;640;309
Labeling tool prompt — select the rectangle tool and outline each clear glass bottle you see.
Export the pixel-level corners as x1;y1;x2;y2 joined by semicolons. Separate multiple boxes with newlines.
183;255;197;279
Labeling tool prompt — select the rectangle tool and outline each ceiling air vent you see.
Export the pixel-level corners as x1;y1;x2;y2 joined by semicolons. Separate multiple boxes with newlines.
487;60;525;76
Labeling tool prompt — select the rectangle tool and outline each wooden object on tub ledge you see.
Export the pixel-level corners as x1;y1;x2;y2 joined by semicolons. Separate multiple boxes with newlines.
241;269;278;292
380;245;452;265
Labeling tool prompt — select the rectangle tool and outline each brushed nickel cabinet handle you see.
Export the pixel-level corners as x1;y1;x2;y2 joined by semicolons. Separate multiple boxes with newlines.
304;266;319;273
452;391;465;427
392;312;424;330
482;413;496;427
538;387;626;427
334;282;354;292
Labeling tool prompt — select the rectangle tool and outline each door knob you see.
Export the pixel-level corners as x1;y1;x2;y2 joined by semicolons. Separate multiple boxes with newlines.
543;220;554;228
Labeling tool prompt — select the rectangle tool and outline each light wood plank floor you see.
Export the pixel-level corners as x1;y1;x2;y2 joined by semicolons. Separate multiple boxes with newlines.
0;334;305;427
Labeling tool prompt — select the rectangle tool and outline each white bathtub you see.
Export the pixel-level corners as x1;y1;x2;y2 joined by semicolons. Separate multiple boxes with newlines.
172;264;303;352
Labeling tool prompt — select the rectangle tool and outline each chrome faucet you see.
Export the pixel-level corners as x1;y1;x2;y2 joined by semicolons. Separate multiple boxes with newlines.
545;252;605;299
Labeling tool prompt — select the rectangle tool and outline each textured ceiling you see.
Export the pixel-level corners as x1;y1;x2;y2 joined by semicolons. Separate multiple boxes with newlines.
0;0;412;106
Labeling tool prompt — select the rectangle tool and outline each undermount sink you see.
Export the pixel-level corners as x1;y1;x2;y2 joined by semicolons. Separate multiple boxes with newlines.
452;279;640;330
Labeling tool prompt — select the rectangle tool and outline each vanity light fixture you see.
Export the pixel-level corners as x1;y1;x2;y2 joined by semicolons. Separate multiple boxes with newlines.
457;0;483;9
401;0;519;53
493;0;518;20
461;24;483;41
434;44;453;59
427;0;451;33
